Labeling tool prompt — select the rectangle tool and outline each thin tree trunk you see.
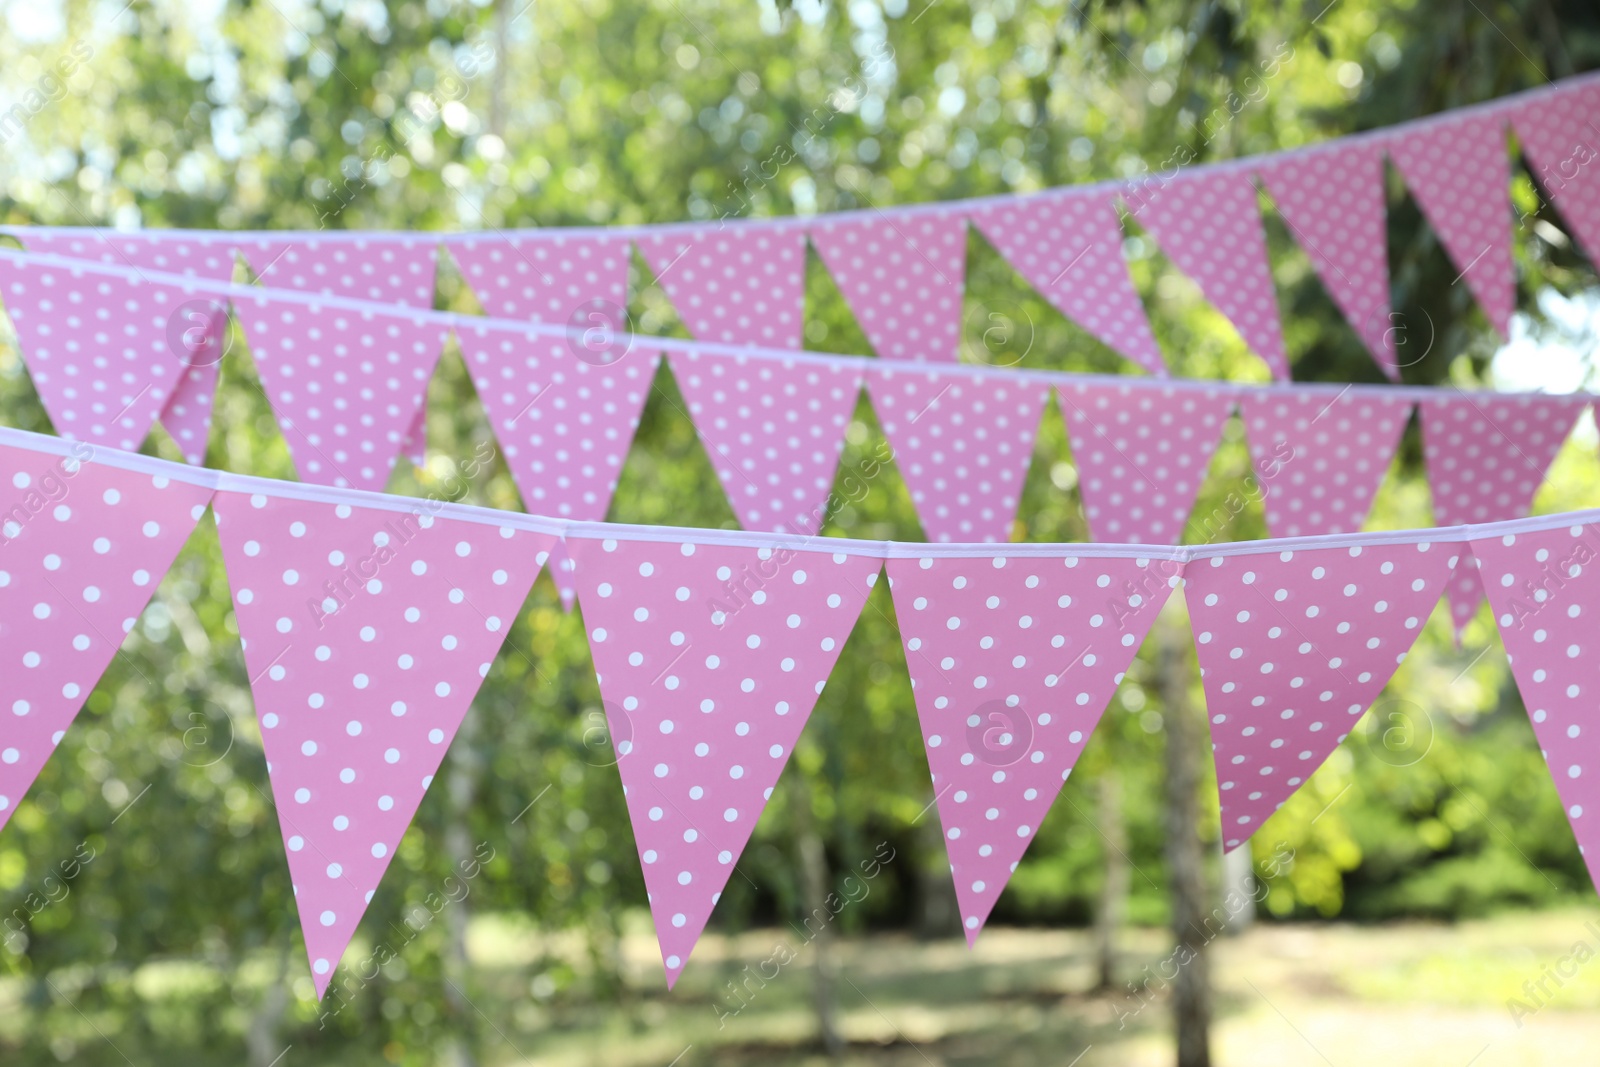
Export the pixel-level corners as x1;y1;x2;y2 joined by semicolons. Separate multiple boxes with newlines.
1221;844;1255;936
1093;766;1130;991
441;709;480;1067
1156;607;1212;1067
914;813;959;939
244;946;291;1067
791;772;844;1056
489;0;510;138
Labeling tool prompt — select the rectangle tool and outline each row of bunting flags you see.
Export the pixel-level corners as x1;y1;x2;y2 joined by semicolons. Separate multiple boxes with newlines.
0;246;1590;637
6;73;1600;380
0;426;1597;997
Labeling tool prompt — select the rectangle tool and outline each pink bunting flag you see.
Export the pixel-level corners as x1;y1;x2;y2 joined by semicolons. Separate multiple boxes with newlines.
0;258;211;453
868;368;1050;543
11;231;237;281
638;226;806;349
968;192;1167;376
1238;390;1410;538
1386;112;1517;336
886;551;1171;940
231;297;447;493
1058;382;1231;544
669;351;860;534
457;328;657;608
212;490;551;997
570;535;878;985
1472;521;1600;888
237;237;438;309
1187;540;1456;850
1420;393;1586;637
1129;169;1290;380
809;214;967;362
1257;143;1399;378
0;441;211;831
1513;81;1600;264
447;233;631;324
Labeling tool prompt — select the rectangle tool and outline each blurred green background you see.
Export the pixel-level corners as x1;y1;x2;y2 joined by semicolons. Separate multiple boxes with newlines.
0;0;1599;1064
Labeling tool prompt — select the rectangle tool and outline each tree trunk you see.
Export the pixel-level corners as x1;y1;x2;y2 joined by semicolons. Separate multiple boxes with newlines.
244;947;291;1067
1093;765;1129;991
914;813;959;939
1221;844;1255;936
791;772;844;1056
441;709;480;1067
1156;607;1212;1067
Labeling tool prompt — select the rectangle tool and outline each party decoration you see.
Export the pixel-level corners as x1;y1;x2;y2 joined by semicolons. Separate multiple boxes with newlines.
669;351;861;534
212;489;551;997
231;297;447;493
869;368;1050;543
1238;389;1410;538
570;534;879;984
1386;112;1517;336
809;215;967;362
1059;382;1231;544
1257;142;1398;378
969;191;1167;376
1473;521;1600;888
10;230;237;281
0;440;211;831
447;233;631;324
1187;541;1457;848
886;550;1171;939
1513;80;1600;264
1420;393;1587;637
638;227;807;349
237;237;438;309
1131;168;1290;380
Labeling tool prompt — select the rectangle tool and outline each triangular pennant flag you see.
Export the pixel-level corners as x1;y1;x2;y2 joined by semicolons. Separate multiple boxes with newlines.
447;233;631;324
1420;393;1586;636
0;258;208;452
458;326;656;529
10;236;235;462
1130;169;1290;379
0;442;211;830
886;551;1171;940
11;231;238;282
231;296;447;492
212;490;550;997
1513;81;1600;264
1058;382;1231;544
1257;142;1398;378
1187;540;1456;850
1238;390;1410;538
968;192;1167;376
867;367;1050;542
570;535;878;985
1386;113;1517;336
669;351;859;535
1473;521;1600;888
637;226;807;348
238;238;438;308
809;214;966;362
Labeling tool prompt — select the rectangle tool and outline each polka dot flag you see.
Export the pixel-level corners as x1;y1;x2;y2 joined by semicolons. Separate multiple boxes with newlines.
1130;168;1290;381
638;226;807;349
0;258;203;456
1419;393;1588;639
231;297;448;493
569;534;879;986
1186;541;1457;850
1256;142;1398;379
1238;389;1410;539
1513;80;1600;266
969;190;1168;377
809;214;967;362
868;367;1050;543
1386;112;1517;337
213;489;553;999
668;350;861;535
1059;382;1232;545
0;440;211;833
10;231;237;465
1474;522;1600;890
886;551;1172;941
